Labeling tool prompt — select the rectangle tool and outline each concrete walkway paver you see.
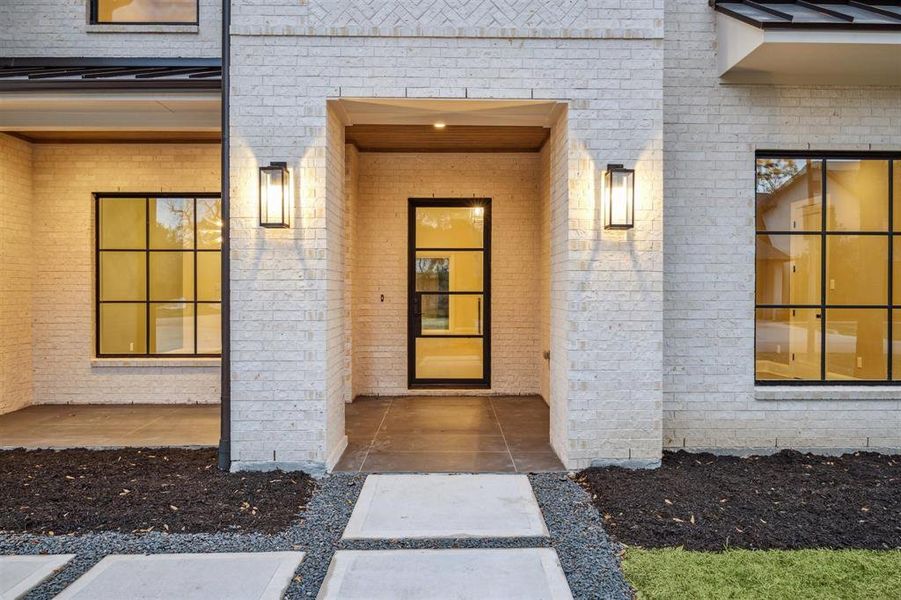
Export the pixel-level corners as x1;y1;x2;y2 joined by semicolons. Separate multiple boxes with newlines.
343;473;548;539
0;554;74;600
317;548;574;600
53;552;304;600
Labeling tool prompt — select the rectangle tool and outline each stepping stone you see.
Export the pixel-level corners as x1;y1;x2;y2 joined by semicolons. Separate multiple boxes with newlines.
317;549;573;600
54;552;304;600
343;473;548;539
0;554;74;599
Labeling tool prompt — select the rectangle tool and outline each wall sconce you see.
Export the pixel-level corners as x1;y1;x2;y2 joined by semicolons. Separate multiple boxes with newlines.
259;161;291;228
604;163;635;230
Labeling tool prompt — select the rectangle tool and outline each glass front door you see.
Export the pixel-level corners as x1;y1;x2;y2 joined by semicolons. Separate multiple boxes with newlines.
408;199;491;387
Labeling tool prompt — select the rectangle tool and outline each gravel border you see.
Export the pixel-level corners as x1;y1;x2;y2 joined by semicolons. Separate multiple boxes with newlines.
1;472;630;599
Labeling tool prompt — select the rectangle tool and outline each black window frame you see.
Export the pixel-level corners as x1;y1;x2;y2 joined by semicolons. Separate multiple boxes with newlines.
90;0;200;26
95;192;222;358
755;150;901;385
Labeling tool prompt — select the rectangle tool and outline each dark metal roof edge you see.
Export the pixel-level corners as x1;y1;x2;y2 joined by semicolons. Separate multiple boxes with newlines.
0;57;221;68
713;0;901;30
0;80;222;92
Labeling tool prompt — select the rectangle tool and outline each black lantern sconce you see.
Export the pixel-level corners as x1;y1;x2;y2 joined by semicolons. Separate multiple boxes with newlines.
603;163;635;230
259;161;292;228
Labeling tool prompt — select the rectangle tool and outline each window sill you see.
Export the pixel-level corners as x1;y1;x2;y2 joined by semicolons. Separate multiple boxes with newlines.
91;358;220;369
85;24;199;34
755;386;901;401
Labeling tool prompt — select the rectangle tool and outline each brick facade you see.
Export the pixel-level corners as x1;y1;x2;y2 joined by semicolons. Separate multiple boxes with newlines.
228;12;664;470
1;0;221;58
2;0;899;470
351;152;543;397
0;134;33;415
663;0;901;453
6;142;221;411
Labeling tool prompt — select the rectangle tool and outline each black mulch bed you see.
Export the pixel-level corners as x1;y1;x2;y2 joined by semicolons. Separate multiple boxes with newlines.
0;448;315;535
578;450;901;551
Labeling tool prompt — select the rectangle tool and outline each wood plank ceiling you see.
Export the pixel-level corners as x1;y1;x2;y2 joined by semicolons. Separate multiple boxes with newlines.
345;124;549;153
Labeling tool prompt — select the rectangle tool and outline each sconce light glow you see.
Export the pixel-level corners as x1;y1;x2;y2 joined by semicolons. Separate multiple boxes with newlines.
604;163;635;230
259;161;292;228
433;122;446;129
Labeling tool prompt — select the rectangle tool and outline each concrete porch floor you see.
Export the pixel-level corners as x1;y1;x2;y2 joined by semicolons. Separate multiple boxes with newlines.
0;405;219;449
335;395;564;473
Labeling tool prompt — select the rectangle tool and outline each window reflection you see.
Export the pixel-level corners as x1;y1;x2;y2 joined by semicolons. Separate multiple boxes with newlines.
826;160;888;231
755;155;896;382
97;196;221;357
756;158;822;231
150;197;194;249
755;234;820;305
755;308;821;380
95;0;198;24
825;309;886;381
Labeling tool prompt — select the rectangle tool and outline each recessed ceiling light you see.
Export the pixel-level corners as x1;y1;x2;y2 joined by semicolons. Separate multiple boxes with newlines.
433;122;446;129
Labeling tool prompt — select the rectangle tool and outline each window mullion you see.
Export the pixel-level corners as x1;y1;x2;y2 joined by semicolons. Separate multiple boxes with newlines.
820;159;827;382
145;197;151;356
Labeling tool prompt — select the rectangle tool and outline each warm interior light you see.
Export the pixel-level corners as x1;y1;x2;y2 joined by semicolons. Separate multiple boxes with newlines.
433;122;446;129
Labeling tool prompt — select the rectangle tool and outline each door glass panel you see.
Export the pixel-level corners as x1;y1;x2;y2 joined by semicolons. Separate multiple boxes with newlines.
100;252;146;301
421;294;483;335
150;197;194;249
150;303;194;354
825;308;887;381
755;234;820;305
415;251;483;292
755;308;821;381
149;251;194;301
415;338;484;380
826;160;889;232
100;198;146;249
416;206;485;248
756;158;822;232
100;303;147;354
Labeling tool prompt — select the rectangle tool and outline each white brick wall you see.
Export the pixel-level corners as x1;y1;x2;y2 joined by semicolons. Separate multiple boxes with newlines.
663;0;901;453
350;152;543;397
30;143;221;407
229;25;664;470
1;0;220;57
0;134;33;415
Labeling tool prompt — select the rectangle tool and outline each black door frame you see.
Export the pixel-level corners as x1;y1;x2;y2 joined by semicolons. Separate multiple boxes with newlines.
408;198;491;389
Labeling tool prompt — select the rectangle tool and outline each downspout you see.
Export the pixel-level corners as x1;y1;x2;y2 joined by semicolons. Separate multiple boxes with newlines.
217;0;232;470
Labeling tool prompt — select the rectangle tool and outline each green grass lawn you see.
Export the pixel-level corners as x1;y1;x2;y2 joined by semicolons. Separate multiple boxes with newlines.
622;548;901;600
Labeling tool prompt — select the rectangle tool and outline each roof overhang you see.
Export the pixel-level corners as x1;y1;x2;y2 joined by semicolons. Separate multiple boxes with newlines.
0;58;221;141
713;2;901;85
0;58;221;92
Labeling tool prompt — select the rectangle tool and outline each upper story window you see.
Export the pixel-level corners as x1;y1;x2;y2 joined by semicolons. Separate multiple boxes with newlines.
92;0;198;25
96;194;222;357
755;154;901;383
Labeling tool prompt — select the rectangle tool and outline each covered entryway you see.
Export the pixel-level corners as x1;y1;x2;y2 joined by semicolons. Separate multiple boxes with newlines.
0;58;223;452
331;98;568;472
335;395;563;472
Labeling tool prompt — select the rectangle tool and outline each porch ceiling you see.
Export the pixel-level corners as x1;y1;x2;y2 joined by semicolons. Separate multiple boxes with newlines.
345;124;549;153
0;91;220;141
331;98;565;127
